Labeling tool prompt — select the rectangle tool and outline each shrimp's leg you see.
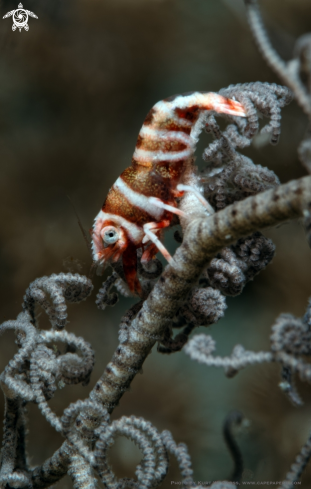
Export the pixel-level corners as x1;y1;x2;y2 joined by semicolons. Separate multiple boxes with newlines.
150;187;214;216
143;220;173;264
141;243;159;264
122;243;142;295
176;184;215;215
148;197;186;217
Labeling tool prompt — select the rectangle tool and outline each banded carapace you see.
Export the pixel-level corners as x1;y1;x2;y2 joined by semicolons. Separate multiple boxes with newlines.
92;91;246;294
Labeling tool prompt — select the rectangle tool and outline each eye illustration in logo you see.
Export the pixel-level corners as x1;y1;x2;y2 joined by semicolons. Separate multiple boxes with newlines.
3;3;38;32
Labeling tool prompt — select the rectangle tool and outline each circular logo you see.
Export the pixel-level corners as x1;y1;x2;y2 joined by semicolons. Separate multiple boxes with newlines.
13;8;28;29
3;3;37;32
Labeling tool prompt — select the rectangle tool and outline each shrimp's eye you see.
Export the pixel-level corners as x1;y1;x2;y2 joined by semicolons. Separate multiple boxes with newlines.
102;226;119;245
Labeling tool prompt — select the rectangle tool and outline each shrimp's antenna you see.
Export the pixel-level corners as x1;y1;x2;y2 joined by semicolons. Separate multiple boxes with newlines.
67;195;97;278
67;195;92;255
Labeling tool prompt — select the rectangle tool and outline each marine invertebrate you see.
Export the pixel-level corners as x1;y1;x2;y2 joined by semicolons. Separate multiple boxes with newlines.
92;92;246;294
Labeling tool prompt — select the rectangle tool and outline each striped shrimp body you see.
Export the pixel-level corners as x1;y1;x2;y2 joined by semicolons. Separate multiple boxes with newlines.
92;92;246;294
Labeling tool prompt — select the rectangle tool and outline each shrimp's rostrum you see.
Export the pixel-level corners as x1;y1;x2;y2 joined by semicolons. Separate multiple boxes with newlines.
92;91;246;294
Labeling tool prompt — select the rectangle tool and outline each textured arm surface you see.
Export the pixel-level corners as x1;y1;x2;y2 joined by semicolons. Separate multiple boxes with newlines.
90;175;311;411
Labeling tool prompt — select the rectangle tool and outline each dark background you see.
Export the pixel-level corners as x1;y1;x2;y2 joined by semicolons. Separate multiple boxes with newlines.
0;0;311;487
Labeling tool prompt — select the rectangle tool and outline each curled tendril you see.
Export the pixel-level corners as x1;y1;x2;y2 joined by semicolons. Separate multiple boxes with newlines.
23;273;93;329
96;273;119;311
94;416;168;489
157;288;227;354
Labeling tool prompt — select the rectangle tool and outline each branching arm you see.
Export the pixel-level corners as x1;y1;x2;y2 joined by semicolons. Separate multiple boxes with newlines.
90;175;311;411
244;0;311;115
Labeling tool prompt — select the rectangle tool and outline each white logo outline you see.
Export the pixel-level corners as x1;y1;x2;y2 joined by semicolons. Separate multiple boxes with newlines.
3;3;38;32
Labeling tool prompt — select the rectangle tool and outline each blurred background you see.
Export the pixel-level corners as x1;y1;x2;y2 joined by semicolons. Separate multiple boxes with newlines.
0;0;311;487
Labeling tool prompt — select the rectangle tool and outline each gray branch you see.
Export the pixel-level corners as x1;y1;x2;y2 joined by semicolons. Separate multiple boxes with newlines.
244;0;311;115
90;174;311;411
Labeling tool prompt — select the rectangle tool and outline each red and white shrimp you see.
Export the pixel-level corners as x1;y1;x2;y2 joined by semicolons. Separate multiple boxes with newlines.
92;92;246;294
